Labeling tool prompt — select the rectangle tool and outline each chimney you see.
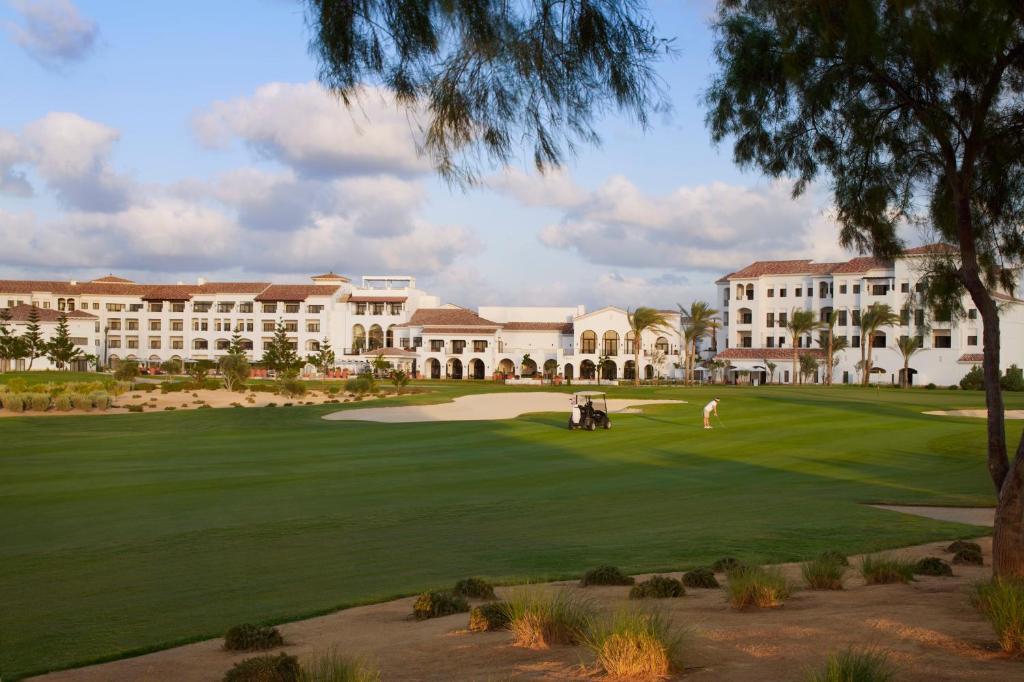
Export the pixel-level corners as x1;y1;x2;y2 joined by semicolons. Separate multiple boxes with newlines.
70;279;78;286
197;277;207;285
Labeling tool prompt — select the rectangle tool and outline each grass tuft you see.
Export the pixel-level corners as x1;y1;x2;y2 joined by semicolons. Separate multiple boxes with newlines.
468;602;511;632
802;556;846;590
818;550;850;566
412;591;469;620
298;648;380;682
452;577;496;600
859;555;915;585
223;623;284;652
681;568;719;589
504;588;594;649
629;575;685;599
805;647;896;682
971;578;1024;655
223;653;300;682
913;557;953;576
586;608;684;679
725;565;790;609
580;565;635;586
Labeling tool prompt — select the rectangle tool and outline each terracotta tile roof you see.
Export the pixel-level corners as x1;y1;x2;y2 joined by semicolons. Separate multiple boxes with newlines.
198;282;270;294
727;260;819;279
311;272;351;281
830;256;893;274
991;291;1024;304
501;321;574;333
420;326;500;335
904;243;957;256
406;307;499;327
716;347;824;361
2;304;96;322
254;284;340;302
141;285;200;301
958;353;984;363
348;295;407;303
89;274;135;284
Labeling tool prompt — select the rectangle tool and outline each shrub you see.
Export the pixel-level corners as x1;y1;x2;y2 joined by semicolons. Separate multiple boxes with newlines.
681;568;719;589
860;555;915;584
298;649;381;682
818;550;850;566
126;404;144;412
925;382;937;389
504;588;594;648
806;647;896;682
28;393;51;411
223;623;285;651
946;540;981;554
629;575;685;599
971;578;1024;655
164;406;176;411
91;393;112;410
953;547;984;565
959;365;984;390
580;565;634;587
725;566;790;609
914;557;953;576
71;393;93;411
452;577;496;600
2;394;25;412
278;378;307;398
468;602;511;632
802;556;846;590
586;609;684;679
113;360;140;382
712;556;742;573
53;394;73;411
412;591;469;620
1001;365;1024;392
222;653;300;682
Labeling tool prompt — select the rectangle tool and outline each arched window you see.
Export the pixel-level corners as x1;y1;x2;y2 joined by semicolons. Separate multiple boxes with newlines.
215;339;230;350
625;331;636;354
738;308;753;324
386;325;395;348
745;284;753;300
368;324;384;350
193;339;208;350
57;298;66;311
655;337;669;353
580;359;596;379
352;324;366;350
580;330;597;354
872;332;886;348
306;339;320;351
602;330;619;356
624;360;636;380
820;306;833;324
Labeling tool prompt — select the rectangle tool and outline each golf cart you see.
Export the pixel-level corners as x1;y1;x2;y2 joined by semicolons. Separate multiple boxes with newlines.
569;391;611;431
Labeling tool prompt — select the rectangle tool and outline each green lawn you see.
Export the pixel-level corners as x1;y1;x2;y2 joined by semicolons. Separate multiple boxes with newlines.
1;383;1021;679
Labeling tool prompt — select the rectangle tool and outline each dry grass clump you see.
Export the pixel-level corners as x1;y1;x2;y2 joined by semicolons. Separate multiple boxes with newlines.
818;550;850;566
298;648;380;682
629;575;685;600
801;556;846;590
913;557;953;576
946;539;981;554
712;556;742;572
805;647;896;682
971;578;1024;655
725;565;790;609
586;609;684;680
953;547;984;565
580;565;635;586
504;588;594;649
412;591;469;620
681;568;719;589
452;577;496;600
222;652;300;682
468;602;511;632
859;554;915;585
223;623;284;651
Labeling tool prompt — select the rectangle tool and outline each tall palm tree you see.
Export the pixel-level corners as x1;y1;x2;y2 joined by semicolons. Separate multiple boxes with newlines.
786;309;823;385
678;301;719;384
859;303;902;385
895;336;921;388
816;311;848;385
627;307;672;387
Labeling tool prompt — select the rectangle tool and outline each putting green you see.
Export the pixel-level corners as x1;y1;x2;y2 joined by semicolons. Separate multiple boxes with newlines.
1;383;1020;679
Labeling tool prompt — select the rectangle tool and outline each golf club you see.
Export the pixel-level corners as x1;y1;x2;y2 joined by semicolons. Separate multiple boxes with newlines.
714;413;725;428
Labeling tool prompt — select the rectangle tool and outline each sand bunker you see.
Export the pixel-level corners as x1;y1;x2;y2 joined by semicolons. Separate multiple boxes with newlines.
323;391;684;423
924;409;1024;419
870;504;995;527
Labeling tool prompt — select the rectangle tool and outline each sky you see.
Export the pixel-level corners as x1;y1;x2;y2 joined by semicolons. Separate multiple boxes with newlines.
0;0;868;310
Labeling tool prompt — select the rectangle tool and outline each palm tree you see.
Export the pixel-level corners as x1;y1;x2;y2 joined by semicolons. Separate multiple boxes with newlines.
816;311;849;385
627;307;672;387
678;301;719;384
895;336;921;388
786;309;823;385
859;303;901;385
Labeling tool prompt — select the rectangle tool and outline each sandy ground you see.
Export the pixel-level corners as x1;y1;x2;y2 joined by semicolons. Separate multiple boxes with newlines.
871;505;995;526
323;391;685;423
33;535;1018;682
0;387;380;418
924;409;1024;419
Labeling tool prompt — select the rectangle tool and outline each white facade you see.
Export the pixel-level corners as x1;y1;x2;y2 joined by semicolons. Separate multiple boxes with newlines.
0;305;99;372
713;246;1024;386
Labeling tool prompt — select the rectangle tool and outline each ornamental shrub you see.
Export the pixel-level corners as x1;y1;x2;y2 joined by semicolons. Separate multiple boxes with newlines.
223;623;284;651
580;565;635;587
468;602;511;632
725;566;790;609
801;556;846;590
586;608;684;680
629;575;685;599
3;394;25;412
222;653;300;682
681;568;719;589
860;555;915;584
953;548;984;565
712;557;742;573
28;393;51;411
113;360;140;382
971;578;1024;655
818;550;850;566
91;393;112;410
413;591;469;620
1001;365;1024;392
54;394;73;411
914;557;953;576
452;577;496;600
806;647;896;682
960;366;984;390
504;588;594;648
946;540;981;554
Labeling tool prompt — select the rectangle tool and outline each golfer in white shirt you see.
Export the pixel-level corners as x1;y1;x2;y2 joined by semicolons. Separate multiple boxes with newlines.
703;398;719;429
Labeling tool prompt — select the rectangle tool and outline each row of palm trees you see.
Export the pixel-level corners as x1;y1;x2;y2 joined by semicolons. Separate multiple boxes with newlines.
625;303;720;386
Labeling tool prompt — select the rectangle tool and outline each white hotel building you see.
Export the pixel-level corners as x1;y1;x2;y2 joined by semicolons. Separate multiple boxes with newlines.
713;245;1024;386
0;274;684;381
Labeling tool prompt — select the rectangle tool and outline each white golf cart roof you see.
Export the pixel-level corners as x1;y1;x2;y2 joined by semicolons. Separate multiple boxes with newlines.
573;390;607;396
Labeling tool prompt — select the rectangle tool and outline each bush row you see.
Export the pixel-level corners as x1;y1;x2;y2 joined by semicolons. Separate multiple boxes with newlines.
0;391;113;412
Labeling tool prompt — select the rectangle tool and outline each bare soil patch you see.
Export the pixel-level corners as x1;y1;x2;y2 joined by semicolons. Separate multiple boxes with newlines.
34;537;1019;681
871;505;995;527
923;409;1024;419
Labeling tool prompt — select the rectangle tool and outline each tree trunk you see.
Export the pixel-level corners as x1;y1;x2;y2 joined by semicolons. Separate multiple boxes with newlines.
791;342;798;385
827;332;834;385
633;345;640;387
993;449;1024;577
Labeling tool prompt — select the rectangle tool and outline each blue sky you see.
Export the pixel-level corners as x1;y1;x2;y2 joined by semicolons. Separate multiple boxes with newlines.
0;0;857;310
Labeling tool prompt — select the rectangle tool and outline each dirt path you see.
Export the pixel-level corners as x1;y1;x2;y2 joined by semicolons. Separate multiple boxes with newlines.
924;409;1024;419
871;505;995;526
34;537;1015;682
323;391;685;423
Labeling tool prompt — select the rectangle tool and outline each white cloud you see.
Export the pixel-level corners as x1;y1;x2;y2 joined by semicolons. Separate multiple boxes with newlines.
0;129;32;196
192;82;429;178
487;167;588;209
21;112;133;211
5;0;98;67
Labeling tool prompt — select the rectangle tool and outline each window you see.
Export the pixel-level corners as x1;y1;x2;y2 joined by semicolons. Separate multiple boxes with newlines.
262;321;275;332
285;303;300;314
108;319;122;331
872;333;886;348
129;303;142;312
307;304;323;314
355;302;367;315
399;337;410;349
216;339;230;350
149;337;161;349
837;310;847;326
388;303;403;315
767;288;774;298
451;340;466;354
819;283;830;298
766;312;774;328
778;312;787;326
778;336;786;347
217;302;234;313
245;320;254;332
967;335;978;346
852;309;861;326
853;284;861;294
603;330;620;356
900;308;910;325
171;337;183;349
92;302;99;310
655;337;669;353
284;321;298;333
307;321;320;333
795;287;802;297
149;302;164;312
839;284;847;294
193;302;211;313
371;303;385;315
852;335;861;348
430;339;444;352
127;336;139;349
779;288;787;297
473;340;487;352
915;281;925;293
872;284;889;295
413;336;422;348
193;339;208;350
915;309;925;326
766;337;775;348
106;303;125;312
108;337;121;348
739;309;752;324
149;320;161;331
900;282;909;293
968;309;978;320
262;303;277;314
580;330;597;354
934;334;952;348
915;334;924;348
171;302;185;312
171;319;183;331
237;302;252;313
126;319;139;331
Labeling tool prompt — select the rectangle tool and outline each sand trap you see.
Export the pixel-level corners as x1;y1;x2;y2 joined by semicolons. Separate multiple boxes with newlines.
924;409;1024;419
35;537;1013;682
870;504;995;527
322;391;684;423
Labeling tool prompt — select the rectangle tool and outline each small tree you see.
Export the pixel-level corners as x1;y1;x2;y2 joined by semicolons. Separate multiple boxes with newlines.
160;358;182;375
786;310;823;385
0;308;26;372
390;369;409;395
227;331;247;358
315;337;335;375
371;352;392;378
630;306;674;386
762;358;776;384
799;353;820;384
46;313;82;370
23;306;45;370
113;360;140;382
219;354;251;391
188;359;215;384
261;320;300;377
860;304;901;385
895;337;922;389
